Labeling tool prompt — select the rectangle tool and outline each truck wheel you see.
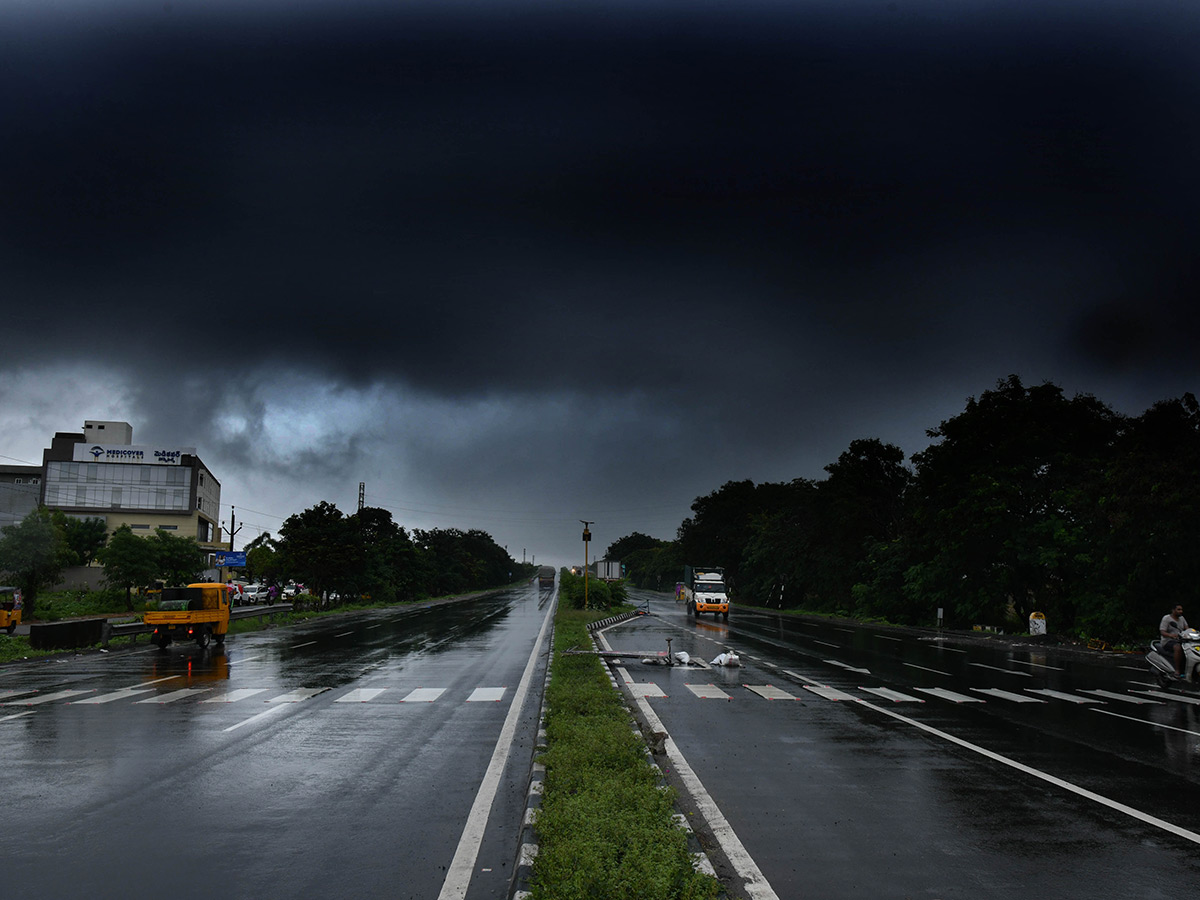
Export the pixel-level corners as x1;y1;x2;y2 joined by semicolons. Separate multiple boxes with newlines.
723;611;729;621
196;629;211;649
215;632;226;645
5;623;15;635
153;634;169;649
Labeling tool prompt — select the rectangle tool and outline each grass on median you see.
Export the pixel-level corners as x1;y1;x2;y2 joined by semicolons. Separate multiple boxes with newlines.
532;607;720;900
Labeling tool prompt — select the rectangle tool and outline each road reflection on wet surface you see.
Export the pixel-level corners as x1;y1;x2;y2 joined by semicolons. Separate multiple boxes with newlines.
1;585;553;900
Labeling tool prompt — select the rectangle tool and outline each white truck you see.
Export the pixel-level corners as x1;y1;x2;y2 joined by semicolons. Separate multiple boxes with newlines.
682;566;729;620
596;559;622;581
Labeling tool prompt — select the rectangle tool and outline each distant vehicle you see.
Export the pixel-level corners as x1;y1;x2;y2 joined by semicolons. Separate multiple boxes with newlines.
682;565;730;621
538;566;555;589
282;583;299;598
242;583;270;603
596;559;622;581
1;586;22;635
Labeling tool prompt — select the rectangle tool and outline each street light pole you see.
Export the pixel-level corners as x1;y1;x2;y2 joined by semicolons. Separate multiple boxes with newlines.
580;520;593;610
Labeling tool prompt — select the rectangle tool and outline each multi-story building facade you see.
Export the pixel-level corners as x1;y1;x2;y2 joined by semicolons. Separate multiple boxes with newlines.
39;420;225;551
0;463;42;530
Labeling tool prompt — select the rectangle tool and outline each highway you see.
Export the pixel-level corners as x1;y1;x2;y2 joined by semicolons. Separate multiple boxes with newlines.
607;589;1200;900
0;584;553;900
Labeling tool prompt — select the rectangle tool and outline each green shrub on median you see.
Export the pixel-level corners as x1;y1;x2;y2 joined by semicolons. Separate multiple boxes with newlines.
532;608;719;900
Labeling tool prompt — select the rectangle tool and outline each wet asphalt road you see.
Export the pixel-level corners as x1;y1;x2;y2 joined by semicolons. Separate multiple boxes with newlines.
607;590;1200;900
0;584;553;900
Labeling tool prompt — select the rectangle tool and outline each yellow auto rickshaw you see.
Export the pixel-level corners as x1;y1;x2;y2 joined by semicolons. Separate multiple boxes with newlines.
1;586;22;635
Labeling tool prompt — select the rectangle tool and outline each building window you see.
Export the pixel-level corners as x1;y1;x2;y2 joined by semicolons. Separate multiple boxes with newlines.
132;524;150;530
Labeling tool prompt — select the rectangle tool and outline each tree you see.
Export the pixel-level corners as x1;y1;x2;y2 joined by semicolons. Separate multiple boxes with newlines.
244;532;282;585
99;525;159;611
52;512;109;567
277;501;358;600
149;529;207;587
903;376;1121;629
0;508;67;618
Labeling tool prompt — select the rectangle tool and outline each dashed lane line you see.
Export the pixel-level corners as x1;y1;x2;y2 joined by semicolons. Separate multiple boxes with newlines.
855;697;1200;847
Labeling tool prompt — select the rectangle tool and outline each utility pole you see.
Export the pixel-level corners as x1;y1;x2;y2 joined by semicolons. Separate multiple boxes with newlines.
358;482;365;512
580;520;593;609
223;506;242;551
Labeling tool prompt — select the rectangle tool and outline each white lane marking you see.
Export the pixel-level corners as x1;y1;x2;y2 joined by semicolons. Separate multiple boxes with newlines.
971;688;1045;703
336;688;387;703
436;589;555;900
74;688;155;704
859;687;925;703
3;689;95;706
401;688;446;703
874;635;902;642
630;681;779;898
223;704;290;732
905;662;953;677
812;640;840;648
1092;708;1200;737
1009;659;1064;671
136;689;211;704
466;687;507;702
685;684;732;700
823;659;871;674
367;624;385;629
1131;690;1200;705
629;683;667;698
745;685;798;700
1025;688;1102;704
914;687;983;703
1078;689;1161;705
855;698;1200;846
782;669;823;686
268;688;331;703
0;689;39;701
235;656;263;664
1;711;36;722
928;643;968;653
335;631;354;638
140;675;183;686
803;685;857;702
204;689;269;703
292;641;317;649
969;663;1033;677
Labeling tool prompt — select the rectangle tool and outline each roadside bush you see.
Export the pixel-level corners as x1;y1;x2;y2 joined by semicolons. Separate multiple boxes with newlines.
532;608;719;900
557;570;628;610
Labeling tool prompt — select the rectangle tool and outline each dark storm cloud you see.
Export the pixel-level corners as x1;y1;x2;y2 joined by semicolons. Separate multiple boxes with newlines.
3;2;1198;560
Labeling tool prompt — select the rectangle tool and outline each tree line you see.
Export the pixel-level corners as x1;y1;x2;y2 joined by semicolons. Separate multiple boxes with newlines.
0;499;529;618
608;377;1200;642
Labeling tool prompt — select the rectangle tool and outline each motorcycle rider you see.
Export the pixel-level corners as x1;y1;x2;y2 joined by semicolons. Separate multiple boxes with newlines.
1159;603;1190;677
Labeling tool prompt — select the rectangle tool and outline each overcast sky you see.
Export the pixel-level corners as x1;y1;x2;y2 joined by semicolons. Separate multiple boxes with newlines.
2;1;1197;568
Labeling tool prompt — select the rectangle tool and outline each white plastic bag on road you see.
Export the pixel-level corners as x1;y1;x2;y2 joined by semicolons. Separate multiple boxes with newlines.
710;651;741;667
673;651;690;665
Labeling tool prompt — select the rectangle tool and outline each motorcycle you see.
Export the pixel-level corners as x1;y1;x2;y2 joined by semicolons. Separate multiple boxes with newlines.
1146;627;1200;691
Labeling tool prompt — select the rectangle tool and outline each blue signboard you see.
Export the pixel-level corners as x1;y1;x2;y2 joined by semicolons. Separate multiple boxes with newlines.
215;551;247;568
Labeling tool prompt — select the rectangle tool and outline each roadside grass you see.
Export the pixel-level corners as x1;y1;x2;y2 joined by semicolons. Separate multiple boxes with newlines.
532;607;719;900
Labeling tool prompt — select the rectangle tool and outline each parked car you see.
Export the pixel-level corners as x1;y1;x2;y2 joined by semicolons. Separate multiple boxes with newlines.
242;583;270;603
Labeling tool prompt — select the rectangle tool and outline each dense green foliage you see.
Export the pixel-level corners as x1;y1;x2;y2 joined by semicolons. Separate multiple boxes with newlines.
615;378;1200;641
273;503;531;604
534;608;718;900
0;508;68;616
558;569;628;610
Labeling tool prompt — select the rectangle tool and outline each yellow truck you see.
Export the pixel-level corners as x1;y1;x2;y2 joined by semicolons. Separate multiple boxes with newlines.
1;586;21;635
144;582;230;649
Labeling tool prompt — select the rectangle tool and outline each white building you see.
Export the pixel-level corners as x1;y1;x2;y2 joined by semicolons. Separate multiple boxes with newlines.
39;420;225;551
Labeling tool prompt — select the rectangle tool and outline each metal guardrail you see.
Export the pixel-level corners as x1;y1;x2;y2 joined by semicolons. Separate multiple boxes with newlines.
102;603;295;646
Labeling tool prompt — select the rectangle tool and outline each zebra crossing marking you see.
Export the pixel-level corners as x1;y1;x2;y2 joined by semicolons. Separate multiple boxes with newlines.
802;685;856;702
3;689;94;706
859;687;924;703
1024;688;1101;704
628;683;667;698
1077;689;1161;705
204;689;270;703
685;684;732;700
971;688;1045;703
268;688;331;703
467;687;507;702
914;687;982;703
337;688;388;703
136;689;211;704
402;688;447;702
745;685;798;701
74;688;155;704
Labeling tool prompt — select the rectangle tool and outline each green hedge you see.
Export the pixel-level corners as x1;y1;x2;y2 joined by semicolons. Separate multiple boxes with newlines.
532;608;718;900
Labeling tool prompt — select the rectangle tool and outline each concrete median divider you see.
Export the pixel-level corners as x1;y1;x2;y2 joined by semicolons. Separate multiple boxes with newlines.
29;619;105;650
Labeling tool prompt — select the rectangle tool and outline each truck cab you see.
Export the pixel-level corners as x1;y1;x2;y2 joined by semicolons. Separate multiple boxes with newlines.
683;567;730;621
